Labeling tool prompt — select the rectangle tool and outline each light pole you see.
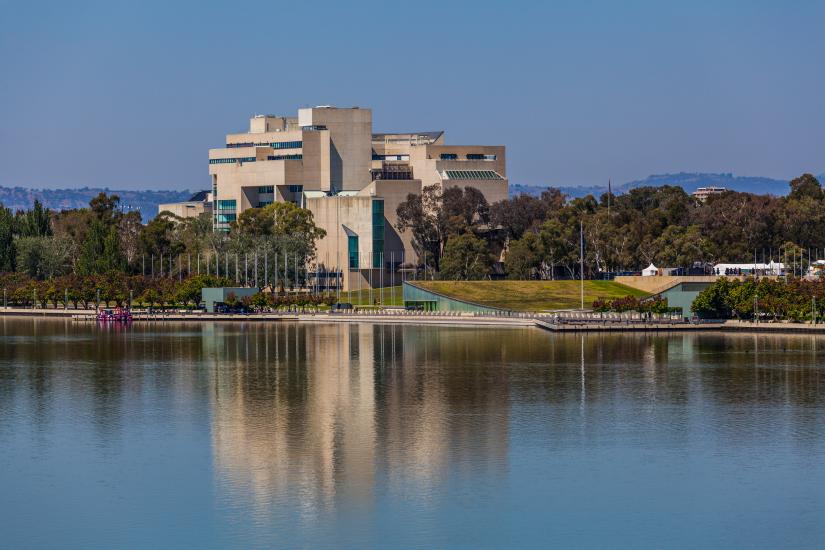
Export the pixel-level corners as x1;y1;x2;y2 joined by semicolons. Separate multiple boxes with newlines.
580;219;584;310
753;293;758;324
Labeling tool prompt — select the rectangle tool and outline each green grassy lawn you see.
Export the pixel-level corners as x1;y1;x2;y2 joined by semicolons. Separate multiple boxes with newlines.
412;280;648;311
337;285;404;306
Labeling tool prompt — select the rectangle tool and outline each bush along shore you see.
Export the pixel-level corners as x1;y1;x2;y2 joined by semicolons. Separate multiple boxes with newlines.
692;277;825;322
0;272;340;312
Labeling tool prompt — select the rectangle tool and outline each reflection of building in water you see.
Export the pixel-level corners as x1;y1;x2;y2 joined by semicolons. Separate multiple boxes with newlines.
375;326;511;495
206;323;510;519
208;323;376;520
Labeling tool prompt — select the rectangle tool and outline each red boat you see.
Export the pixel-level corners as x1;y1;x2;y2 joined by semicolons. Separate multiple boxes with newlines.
97;307;133;323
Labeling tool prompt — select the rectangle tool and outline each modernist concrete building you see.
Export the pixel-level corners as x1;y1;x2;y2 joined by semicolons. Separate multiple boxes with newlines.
207;106;508;289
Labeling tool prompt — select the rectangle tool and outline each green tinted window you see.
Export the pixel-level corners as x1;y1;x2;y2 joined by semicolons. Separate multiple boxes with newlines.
348;236;359;269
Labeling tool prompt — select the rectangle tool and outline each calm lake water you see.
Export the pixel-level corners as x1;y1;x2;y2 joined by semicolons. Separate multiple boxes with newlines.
1;319;824;549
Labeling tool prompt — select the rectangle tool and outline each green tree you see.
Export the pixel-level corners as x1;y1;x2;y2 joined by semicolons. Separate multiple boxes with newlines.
14;236;74;279
439;233;491;280
505;232;541;279
653;225;714;267
396;185;490;272
788;173;823;201
0;205;15;271
691;277;736;318
16;200;52;237
140;212;184;259
77;219;124;275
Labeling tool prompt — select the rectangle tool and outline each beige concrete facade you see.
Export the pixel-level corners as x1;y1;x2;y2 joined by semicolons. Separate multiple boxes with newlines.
208;105;508;289
158;191;213;219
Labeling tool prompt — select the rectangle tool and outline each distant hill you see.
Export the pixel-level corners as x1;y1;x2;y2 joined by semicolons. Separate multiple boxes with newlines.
0;187;194;220
509;172;825;199
615;172;791;195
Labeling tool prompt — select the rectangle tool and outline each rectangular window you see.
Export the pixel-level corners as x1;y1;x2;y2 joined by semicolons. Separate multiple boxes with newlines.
226;141;302;149
348;236;359;269
270;140;302;150
216;199;237;210
267;154;303;161
258;186;274;194
440;153;458;160
209;157;255;164
466;153;497;160
216;213;236;223
288;185;303;193
372;200;385;268
257;201;273;208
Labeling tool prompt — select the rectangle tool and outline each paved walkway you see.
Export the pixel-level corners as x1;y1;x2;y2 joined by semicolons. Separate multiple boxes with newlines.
4;308;825;333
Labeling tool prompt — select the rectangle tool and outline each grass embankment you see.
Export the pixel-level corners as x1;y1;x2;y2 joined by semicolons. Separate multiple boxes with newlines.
337;285;404;307
412;280;648;312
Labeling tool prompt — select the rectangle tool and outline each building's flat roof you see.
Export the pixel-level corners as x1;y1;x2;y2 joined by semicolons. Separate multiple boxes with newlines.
372;131;443;142
188;190;211;202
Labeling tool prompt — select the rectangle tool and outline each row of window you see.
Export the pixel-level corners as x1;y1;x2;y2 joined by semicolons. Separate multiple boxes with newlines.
440;153;497;160
257;201;273;208
258;186;274;194
226;140;302;149
267;154;303;161
216;200;237;210
209;157;256;164
270;141;302;150
372;154;410;161
216;213;236;224
371;166;413;180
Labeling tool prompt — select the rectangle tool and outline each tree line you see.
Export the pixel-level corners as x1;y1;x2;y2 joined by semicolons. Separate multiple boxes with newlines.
1;173;823;288
396;173;825;280
0;193;325;286
692;277;825;322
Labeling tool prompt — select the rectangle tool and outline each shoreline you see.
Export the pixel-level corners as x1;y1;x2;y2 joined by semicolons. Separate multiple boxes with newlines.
2;308;825;333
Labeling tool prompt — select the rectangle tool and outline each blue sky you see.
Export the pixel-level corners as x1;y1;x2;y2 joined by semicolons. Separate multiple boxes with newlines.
0;0;822;191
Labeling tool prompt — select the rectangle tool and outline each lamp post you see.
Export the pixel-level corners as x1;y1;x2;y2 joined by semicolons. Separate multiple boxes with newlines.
754;293;758;324
580;219;584;311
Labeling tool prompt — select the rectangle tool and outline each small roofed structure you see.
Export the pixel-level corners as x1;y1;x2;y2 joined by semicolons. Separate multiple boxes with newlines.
642;263;659;276
201;287;259;312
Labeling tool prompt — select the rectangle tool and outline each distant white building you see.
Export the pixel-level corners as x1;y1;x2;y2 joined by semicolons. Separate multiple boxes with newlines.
713;262;784;276
692;186;727;202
